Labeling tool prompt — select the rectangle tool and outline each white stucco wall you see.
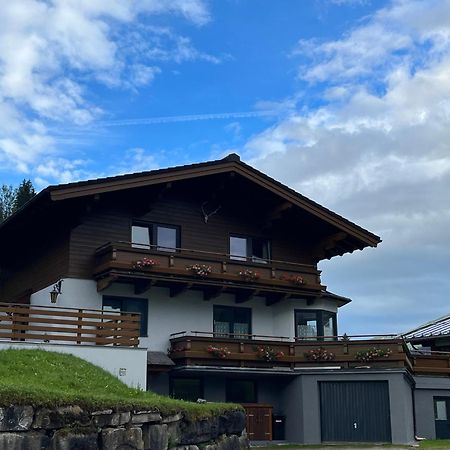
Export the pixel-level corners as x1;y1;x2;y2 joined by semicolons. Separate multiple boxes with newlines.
30;278;341;353
0;340;147;389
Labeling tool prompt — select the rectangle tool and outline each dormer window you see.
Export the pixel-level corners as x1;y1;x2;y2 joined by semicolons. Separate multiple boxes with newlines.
229;235;271;263
132;223;179;252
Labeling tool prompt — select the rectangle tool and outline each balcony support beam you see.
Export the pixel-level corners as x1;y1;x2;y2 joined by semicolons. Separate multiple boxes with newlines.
134;279;156;295
170;282;193;298
203;286;224;301
235;289;259;304
97;275;118;292
266;293;290;306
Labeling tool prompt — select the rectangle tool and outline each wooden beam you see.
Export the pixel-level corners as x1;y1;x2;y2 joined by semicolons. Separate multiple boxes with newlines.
134;279;155;295
263;201;292;228
265;293;290;306
313;231;348;260
97;275;118;292
203;286;224;301
170;282;192;298
235;289;259;304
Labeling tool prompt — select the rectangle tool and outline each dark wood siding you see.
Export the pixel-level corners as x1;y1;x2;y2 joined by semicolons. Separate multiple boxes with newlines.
0;230;69;301
68;186;317;279
69;209;130;278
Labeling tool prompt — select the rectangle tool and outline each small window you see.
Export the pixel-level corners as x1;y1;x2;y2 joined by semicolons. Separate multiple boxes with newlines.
131;223;179;252
171;378;203;402
103;296;148;336
295;310;337;340
435;399;448;421
132;225;150;249
229;235;271;263
214;305;251;338
226;379;257;403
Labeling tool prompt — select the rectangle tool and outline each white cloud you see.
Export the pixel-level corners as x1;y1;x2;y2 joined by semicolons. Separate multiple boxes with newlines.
0;0;211;181
243;0;450;333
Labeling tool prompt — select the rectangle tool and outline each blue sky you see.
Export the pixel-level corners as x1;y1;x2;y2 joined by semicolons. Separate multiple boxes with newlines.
1;0;450;335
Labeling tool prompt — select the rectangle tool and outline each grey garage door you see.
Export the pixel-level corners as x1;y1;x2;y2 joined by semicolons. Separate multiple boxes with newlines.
320;381;392;442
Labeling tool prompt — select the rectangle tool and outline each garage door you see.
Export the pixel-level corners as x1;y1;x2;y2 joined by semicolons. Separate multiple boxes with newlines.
320;381;392;442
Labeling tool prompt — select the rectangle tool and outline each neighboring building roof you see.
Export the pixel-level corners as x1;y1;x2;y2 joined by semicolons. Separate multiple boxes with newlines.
402;314;450;340
0;153;381;257
147;351;175;367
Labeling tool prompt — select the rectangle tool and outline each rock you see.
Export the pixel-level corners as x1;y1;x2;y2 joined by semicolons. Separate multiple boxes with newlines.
131;412;161;425
166;419;182;447
142;423;168;450
101;427;144;450
238;433;250;450
0;431;50;450
161;413;182;424
50;429;98;450
0;406;34;431
173;447;199;450
33;406;90;430
179;417;219;445
218;411;246;436
216;434;240;450
91;410;113;416
93;412;131;427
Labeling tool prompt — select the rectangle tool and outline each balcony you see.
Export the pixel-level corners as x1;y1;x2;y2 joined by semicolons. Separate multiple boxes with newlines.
93;242;324;302
168;332;409;371
0;303;140;347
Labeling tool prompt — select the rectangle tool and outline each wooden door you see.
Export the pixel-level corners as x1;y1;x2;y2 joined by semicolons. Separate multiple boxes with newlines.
243;404;273;440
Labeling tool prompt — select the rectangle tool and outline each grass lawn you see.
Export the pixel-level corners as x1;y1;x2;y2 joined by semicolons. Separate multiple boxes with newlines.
0;349;240;420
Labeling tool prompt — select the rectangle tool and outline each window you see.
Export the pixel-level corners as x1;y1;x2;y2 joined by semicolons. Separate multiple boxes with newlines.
213;305;251;337
171;377;203;402
131;223;179;252
226;379;257;403
436;400;448;421
295;309;337;340
103;296;148;336
229;235;271;263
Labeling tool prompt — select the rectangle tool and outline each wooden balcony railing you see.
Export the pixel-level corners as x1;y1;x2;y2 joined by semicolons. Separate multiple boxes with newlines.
169;332;409;370
93;242;323;295
0;303;140;347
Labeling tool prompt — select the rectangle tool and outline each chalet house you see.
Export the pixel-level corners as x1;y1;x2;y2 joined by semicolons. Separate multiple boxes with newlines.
1;154;450;444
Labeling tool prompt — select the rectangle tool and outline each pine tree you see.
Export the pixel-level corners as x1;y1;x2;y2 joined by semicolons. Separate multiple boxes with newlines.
0;185;16;223
14;179;36;211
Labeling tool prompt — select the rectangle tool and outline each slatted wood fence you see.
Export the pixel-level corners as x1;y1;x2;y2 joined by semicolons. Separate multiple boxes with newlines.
0;303;140;347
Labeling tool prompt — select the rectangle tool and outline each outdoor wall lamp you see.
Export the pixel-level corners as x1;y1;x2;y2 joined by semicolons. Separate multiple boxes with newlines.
50;280;63;303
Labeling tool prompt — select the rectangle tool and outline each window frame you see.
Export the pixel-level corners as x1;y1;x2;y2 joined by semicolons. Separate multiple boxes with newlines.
226;378;258;403
170;376;204;402
213;305;252;338
228;233;272;263
434;397;450;421
102;295;148;337
294;309;337;340
131;221;181;251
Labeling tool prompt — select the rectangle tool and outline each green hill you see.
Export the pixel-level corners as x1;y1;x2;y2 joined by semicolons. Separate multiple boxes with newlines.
0;349;240;419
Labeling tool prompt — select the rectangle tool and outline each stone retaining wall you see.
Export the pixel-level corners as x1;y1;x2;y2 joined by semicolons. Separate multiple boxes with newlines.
0;405;249;450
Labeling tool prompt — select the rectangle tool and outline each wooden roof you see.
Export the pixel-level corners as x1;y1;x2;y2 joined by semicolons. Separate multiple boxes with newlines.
0;154;381;255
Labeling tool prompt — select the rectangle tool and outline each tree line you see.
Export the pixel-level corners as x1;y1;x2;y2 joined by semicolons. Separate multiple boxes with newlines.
0;180;36;223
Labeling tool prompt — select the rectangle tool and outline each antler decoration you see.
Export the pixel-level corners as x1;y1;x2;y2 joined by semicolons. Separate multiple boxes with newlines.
201;201;221;223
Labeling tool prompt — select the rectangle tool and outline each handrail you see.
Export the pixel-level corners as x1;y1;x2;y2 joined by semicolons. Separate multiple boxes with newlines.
169;330;401;342
95;241;319;271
